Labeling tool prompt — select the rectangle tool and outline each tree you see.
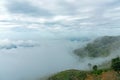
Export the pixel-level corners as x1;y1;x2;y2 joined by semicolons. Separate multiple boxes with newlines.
93;65;98;71
111;57;120;74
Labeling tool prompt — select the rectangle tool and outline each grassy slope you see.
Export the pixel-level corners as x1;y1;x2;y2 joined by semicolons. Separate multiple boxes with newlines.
48;69;119;80
48;69;87;80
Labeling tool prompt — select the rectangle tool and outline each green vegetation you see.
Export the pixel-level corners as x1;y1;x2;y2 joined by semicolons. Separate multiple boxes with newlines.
91;65;110;75
91;57;120;76
92;65;102;75
111;57;120;74
74;36;120;58
85;43;110;57
93;65;98;71
92;68;110;75
48;36;120;80
48;57;120;80
92;69;103;75
48;69;87;80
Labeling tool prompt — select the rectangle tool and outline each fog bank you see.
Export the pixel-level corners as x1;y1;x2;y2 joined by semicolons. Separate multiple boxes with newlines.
0;37;119;80
0;39;89;80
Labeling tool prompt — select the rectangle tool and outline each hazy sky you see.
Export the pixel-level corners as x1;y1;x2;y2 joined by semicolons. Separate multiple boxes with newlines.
0;0;120;39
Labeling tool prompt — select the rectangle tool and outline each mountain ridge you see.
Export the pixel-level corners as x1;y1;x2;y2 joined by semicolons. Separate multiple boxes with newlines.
74;36;120;58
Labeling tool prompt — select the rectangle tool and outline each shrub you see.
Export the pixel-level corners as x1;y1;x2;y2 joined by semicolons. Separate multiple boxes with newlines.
93;65;98;71
111;57;120;74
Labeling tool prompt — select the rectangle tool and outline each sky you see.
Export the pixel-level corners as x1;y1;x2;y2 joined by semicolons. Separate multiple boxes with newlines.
0;0;120;40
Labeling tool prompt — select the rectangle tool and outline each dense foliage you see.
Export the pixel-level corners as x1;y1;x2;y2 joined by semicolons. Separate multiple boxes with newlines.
48;69;87;80
111;57;120;74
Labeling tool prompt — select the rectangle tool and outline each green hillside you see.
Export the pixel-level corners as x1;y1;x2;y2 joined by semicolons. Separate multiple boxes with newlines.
48;69;87;80
48;57;120;80
47;36;120;80
74;36;120;57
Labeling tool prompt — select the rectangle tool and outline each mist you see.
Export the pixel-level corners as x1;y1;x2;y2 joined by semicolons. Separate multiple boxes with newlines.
0;35;119;80
0;39;90;80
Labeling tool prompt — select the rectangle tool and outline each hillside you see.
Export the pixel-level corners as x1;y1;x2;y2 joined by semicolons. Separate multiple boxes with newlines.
74;36;120;57
48;69;87;80
48;36;120;80
48;69;120;80
86;70;118;80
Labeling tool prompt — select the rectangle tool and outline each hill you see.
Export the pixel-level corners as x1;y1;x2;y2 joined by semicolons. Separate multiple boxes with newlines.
47;36;120;80
48;69;87;80
74;36;120;57
48;69;120;80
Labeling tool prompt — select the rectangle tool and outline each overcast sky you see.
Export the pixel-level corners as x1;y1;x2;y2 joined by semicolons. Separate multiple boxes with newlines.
0;0;120;39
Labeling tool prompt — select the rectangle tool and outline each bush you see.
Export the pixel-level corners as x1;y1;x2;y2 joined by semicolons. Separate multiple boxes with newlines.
111;57;120;74
93;65;98;71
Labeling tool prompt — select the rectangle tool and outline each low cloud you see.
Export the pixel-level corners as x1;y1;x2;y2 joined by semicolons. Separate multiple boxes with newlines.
0;39;89;80
0;39;38;49
0;38;119;80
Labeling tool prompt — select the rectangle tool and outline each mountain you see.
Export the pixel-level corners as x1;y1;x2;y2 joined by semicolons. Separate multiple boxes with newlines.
74;36;120;58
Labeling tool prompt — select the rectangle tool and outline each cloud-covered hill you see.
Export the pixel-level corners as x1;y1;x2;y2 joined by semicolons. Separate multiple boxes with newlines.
74;36;120;58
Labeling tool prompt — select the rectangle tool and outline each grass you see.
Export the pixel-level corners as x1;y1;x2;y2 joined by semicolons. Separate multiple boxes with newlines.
48;69;87;80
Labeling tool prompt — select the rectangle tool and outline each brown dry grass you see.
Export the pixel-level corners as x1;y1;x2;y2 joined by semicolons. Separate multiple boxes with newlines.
86;70;118;80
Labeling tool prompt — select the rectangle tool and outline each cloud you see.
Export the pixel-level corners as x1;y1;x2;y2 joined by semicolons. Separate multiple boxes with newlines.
0;37;119;80
6;0;53;17
0;0;120;39
0;39;88;80
0;39;38;49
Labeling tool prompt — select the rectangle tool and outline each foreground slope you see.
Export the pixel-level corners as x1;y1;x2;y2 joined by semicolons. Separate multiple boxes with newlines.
48;69;87;80
48;69;120;80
